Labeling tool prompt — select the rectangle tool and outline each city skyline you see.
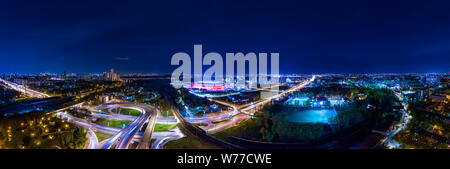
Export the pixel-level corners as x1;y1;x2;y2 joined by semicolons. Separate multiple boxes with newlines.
1;0;450;74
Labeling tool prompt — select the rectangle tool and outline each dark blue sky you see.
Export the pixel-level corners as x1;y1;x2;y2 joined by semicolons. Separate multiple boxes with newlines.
1;0;449;74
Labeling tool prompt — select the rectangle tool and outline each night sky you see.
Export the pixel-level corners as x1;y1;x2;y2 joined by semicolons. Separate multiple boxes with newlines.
1;0;450;74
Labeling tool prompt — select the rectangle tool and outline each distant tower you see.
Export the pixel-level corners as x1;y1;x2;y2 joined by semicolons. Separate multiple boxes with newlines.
110;68;114;81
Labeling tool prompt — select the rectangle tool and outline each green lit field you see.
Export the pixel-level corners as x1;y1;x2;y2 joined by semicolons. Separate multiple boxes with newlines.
81;108;99;114
94;131;113;142
94;118;131;129
118;108;142;116
154;123;177;132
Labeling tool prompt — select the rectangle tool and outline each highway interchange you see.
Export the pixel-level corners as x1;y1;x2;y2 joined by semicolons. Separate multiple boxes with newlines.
58;103;160;149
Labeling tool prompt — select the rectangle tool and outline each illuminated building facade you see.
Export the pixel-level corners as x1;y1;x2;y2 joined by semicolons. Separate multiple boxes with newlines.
106;68;120;81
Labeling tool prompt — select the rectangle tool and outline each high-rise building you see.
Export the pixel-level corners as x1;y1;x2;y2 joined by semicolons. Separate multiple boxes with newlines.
106;68;120;81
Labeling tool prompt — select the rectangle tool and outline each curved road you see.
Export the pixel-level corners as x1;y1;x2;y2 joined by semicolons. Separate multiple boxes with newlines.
98;103;158;149
58;102;158;149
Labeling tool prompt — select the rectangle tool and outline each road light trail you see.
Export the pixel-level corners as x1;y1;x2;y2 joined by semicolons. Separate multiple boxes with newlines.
241;75;315;114
97;103;158;149
0;77;50;98
57;112;121;135
151;128;185;149
137;108;158;149
116;110;148;149
379;91;411;148
100;107;144;149
86;128;99;149
186;75;316;134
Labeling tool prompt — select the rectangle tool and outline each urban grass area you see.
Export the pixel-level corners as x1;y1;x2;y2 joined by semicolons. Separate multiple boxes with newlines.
154;123;177;132
94;118;131;129
94;131;113;142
